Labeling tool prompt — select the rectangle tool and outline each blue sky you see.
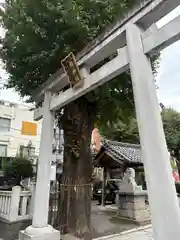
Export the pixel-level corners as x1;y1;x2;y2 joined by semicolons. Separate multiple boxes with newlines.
0;3;180;110
156;5;180;111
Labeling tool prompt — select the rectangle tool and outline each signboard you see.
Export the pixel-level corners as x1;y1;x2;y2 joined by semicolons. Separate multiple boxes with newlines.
61;52;83;88
21;121;37;136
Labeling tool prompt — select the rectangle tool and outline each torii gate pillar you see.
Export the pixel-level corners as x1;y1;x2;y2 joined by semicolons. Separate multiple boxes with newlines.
126;23;180;240
19;92;60;240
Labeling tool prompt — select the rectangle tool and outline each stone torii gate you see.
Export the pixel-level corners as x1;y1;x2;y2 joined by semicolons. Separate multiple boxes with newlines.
20;1;180;240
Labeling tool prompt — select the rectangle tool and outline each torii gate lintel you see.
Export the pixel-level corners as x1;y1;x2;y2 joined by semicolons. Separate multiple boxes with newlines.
34;13;180;120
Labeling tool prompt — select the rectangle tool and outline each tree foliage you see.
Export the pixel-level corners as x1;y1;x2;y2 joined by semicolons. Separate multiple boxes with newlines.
102;107;180;171
100;116;139;143
100;106;180;146
101;107;180;151
0;0;138;125
162;108;180;161
4;157;33;184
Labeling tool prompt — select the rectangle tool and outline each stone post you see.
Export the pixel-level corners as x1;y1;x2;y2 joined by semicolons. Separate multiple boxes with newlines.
126;23;180;240
28;183;36;217
19;92;60;240
9;186;21;222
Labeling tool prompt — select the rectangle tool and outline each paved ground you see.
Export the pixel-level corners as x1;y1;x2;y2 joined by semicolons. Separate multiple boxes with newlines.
91;202;144;238
94;226;153;240
62;202;151;239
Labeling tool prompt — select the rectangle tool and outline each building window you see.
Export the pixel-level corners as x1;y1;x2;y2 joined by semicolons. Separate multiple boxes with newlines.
19;145;35;159
0;118;11;132
0;145;7;157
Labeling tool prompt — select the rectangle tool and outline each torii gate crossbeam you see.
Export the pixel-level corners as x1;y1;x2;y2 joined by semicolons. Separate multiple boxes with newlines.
34;2;180;120
33;0;180;105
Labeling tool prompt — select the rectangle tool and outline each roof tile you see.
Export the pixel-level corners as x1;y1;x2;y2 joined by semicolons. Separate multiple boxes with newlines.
103;140;143;164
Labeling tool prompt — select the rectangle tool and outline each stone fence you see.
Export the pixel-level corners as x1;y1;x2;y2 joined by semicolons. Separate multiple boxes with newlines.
0;186;32;222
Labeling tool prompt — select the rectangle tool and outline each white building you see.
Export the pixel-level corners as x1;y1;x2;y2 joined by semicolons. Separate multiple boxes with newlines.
0;99;64;179
0;100;42;159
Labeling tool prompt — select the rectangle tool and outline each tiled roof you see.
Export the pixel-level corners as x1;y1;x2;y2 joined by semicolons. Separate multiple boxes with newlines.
102;139;143;164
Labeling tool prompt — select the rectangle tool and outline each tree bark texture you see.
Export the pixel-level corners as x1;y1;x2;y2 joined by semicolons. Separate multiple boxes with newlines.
60;97;95;239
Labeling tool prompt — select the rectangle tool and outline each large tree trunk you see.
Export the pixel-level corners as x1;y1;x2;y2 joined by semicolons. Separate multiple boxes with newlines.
60;97;95;239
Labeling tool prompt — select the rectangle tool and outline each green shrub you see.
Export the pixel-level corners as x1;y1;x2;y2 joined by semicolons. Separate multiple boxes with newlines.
4;157;33;185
